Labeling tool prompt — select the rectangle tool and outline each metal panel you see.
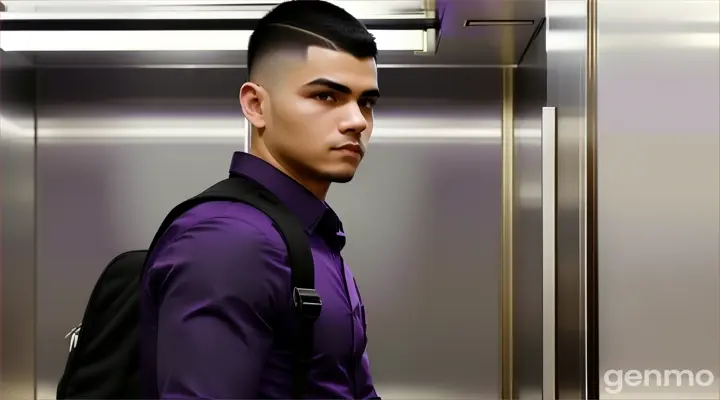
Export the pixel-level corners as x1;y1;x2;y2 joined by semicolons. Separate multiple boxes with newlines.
545;0;591;398
596;1;720;399
0;51;37;400
34;67;504;399
512;22;546;400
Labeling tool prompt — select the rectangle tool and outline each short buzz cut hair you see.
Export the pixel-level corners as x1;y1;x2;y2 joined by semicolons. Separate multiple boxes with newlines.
246;0;378;78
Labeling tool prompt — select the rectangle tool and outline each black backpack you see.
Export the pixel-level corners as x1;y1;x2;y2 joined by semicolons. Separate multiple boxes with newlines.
56;173;323;399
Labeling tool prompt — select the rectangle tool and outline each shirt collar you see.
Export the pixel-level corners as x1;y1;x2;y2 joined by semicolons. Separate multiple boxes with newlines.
228;152;342;241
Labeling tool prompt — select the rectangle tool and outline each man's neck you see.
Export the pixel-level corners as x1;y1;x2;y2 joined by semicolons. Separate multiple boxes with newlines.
249;147;330;200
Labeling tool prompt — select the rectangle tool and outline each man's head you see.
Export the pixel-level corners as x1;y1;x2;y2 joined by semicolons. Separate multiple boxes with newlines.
239;0;379;198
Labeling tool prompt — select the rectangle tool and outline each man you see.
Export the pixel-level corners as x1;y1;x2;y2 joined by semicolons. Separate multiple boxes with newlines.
139;0;381;398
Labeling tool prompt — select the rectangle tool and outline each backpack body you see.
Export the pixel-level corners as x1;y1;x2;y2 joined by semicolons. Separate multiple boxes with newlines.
56;174;322;399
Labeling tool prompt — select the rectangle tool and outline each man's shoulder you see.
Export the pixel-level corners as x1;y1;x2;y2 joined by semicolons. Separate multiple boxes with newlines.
142;200;293;308
168;200;283;243
145;200;288;269
144;200;291;279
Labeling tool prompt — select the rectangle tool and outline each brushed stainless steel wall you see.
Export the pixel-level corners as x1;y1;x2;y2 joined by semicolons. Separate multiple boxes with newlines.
513;22;546;400
546;0;591;398
0;52;37;400
34;67;504;399
596;1;720;399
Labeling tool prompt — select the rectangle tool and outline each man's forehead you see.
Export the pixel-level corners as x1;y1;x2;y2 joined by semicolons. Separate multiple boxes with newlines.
291;47;378;90
256;45;377;91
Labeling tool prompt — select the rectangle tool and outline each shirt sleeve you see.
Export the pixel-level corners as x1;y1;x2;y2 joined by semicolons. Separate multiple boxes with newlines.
358;350;381;399
149;215;289;399
356;300;380;399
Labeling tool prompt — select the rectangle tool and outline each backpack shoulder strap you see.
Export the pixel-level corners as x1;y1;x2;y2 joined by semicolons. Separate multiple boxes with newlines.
146;174;320;399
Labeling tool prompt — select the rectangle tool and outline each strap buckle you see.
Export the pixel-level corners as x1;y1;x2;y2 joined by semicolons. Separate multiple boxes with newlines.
293;287;322;321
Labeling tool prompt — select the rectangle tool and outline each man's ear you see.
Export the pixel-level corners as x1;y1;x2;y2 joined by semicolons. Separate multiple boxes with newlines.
239;82;267;129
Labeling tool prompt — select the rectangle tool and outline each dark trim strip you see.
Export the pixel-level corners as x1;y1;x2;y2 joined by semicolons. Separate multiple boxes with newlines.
464;19;534;27
585;0;599;397
0;18;439;31
516;18;545;66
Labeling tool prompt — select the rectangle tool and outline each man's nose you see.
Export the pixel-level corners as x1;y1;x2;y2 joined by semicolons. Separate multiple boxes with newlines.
338;104;368;134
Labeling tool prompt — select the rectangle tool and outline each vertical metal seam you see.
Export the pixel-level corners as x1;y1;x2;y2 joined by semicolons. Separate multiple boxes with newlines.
584;0;599;397
542;107;558;400
32;68;39;400
500;0;515;393
501;67;515;400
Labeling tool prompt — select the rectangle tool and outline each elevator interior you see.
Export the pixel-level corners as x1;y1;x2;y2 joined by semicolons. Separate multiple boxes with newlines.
0;0;557;399
5;1;719;400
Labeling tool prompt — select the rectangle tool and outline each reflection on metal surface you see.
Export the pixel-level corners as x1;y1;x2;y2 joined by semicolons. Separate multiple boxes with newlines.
541;107;557;400
499;1;518;398
545;0;589;397
548;32;719;51
500;67;514;400
17;115;500;139
12;63;520;69
596;0;720;398
0;52;37;400
512;16;545;397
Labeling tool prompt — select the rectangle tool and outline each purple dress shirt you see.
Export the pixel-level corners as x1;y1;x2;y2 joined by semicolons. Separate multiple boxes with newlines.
139;152;378;399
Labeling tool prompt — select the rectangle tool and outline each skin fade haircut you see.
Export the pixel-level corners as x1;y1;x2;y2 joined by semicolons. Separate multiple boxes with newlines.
247;0;378;80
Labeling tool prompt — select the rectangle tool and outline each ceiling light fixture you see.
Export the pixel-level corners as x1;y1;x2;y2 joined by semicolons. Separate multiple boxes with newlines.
0;0;427;19
0;29;429;52
0;1;437;53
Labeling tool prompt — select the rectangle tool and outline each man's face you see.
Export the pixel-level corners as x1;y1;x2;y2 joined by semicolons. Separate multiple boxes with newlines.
259;46;379;184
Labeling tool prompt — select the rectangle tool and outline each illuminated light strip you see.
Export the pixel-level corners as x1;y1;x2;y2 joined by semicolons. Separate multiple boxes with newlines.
34;127;497;139
0;11;424;20
0;0;425;18
547;32;719;51
0;29;428;52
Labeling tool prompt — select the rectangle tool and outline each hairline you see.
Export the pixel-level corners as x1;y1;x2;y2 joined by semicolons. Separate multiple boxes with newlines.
247;20;376;78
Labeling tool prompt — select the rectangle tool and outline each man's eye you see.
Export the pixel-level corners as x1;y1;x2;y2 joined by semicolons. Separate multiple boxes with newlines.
359;98;377;109
314;93;336;102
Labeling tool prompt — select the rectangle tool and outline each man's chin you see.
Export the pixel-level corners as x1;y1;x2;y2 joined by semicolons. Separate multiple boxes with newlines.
328;174;355;184
318;168;357;184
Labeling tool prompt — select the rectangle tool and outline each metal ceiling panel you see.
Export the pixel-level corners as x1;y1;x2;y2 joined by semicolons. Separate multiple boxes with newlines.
1;0;546;67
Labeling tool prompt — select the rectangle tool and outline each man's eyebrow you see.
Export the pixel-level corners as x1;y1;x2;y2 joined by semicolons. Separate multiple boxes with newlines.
303;78;381;98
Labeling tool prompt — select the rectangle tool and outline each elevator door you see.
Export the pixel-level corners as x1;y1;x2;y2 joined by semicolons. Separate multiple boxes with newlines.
34;67;504;399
